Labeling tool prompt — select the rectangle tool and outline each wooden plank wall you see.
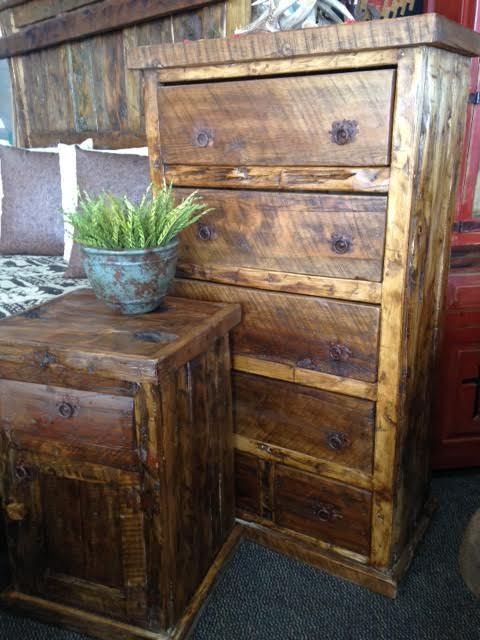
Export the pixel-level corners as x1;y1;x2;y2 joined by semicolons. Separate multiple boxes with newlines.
0;0;251;148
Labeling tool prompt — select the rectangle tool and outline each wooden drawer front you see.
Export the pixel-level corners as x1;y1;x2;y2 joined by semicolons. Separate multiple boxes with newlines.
0;380;135;468
275;466;371;555
159;70;395;167
177;190;387;283
171;280;380;382
234;372;374;473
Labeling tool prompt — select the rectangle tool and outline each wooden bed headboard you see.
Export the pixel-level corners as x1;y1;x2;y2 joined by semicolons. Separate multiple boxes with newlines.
0;0;251;148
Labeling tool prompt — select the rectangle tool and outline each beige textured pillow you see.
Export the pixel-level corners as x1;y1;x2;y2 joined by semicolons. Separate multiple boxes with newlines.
60;146;150;278
0;146;64;255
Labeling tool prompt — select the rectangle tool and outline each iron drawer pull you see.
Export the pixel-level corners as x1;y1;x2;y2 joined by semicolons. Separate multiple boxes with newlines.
330;120;358;145
312;502;343;522
327;432;350;451
58;402;75;419
197;223;216;241
331;233;352;254
329;343;352;362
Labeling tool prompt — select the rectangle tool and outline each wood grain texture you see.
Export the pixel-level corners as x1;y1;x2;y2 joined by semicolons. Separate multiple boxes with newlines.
1;527;244;639
140;23;473;592
235;434;372;491
12;0;97;28
0;290;240;384
391;49;471;560
275;465;372;555
235;453;371;556
0;379;135;470
225;0;250;35
0;289;240;635
158;70;395;167
0;2;230;148
1;446;144;620
233;372;375;474
171;280;381;383
177;264;382;304
166;165;390;193
233;356;378;403
153;50;400;82
128;14;480;71
176;189;387;283
67;39;98;132
371;47;471;568
0;0;224;58
159;338;235;626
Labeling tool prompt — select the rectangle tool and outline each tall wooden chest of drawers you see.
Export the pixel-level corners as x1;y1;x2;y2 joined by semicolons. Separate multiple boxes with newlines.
0;290;241;639
129;14;480;596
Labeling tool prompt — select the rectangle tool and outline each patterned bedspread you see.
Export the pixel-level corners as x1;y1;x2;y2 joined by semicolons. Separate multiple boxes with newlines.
0;255;89;318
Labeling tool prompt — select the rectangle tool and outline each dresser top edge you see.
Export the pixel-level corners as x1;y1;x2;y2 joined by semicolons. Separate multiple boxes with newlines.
127;13;480;73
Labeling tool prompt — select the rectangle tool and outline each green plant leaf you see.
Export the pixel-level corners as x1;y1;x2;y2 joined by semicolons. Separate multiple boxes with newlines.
64;183;212;250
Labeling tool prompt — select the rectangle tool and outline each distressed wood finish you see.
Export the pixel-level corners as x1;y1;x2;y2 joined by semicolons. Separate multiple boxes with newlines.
0;290;240;638
372;47;472;567
176;264;382;304
171;280;381;383
129;13;480;69
275;466;372;556
233;373;375;474
13;0;97;28
177;190;387;283
158;70;395;167
233;355;378;401
166;165;390;193
0;380;135;469
134;14;479;597
0;0;224;58
0;1;251;148
235;453;371;556
151;50;401;83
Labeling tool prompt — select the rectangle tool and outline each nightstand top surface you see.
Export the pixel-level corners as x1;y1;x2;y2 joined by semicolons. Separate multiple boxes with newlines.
0;289;240;382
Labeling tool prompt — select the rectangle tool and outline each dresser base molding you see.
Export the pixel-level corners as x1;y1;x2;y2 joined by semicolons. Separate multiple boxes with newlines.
238;496;436;599
0;527;243;640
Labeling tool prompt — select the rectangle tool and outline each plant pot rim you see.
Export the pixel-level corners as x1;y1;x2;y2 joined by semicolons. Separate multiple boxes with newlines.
80;239;179;256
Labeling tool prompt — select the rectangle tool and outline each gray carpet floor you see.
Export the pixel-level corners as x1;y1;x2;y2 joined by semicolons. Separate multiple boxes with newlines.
0;470;479;639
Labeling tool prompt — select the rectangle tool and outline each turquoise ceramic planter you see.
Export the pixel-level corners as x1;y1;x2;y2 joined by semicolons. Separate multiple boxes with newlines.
81;240;179;315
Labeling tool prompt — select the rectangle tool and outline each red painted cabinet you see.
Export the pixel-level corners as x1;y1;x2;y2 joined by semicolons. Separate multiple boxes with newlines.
432;274;480;467
426;0;480;468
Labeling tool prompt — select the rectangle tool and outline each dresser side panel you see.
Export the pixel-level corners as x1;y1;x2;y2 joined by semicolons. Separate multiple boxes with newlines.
372;47;471;567
392;48;470;559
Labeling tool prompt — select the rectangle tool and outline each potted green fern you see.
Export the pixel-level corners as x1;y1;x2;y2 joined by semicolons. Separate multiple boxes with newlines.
65;183;210;314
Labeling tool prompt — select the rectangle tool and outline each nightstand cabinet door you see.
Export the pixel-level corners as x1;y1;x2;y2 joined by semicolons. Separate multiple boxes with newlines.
1;447;148;625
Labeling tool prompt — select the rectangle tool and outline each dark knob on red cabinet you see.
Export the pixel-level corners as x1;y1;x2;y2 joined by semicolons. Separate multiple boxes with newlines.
58;402;75;419
330;120;358;145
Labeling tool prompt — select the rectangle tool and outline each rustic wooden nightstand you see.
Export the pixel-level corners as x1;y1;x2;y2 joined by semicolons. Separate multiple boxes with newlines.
0;289;241;639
